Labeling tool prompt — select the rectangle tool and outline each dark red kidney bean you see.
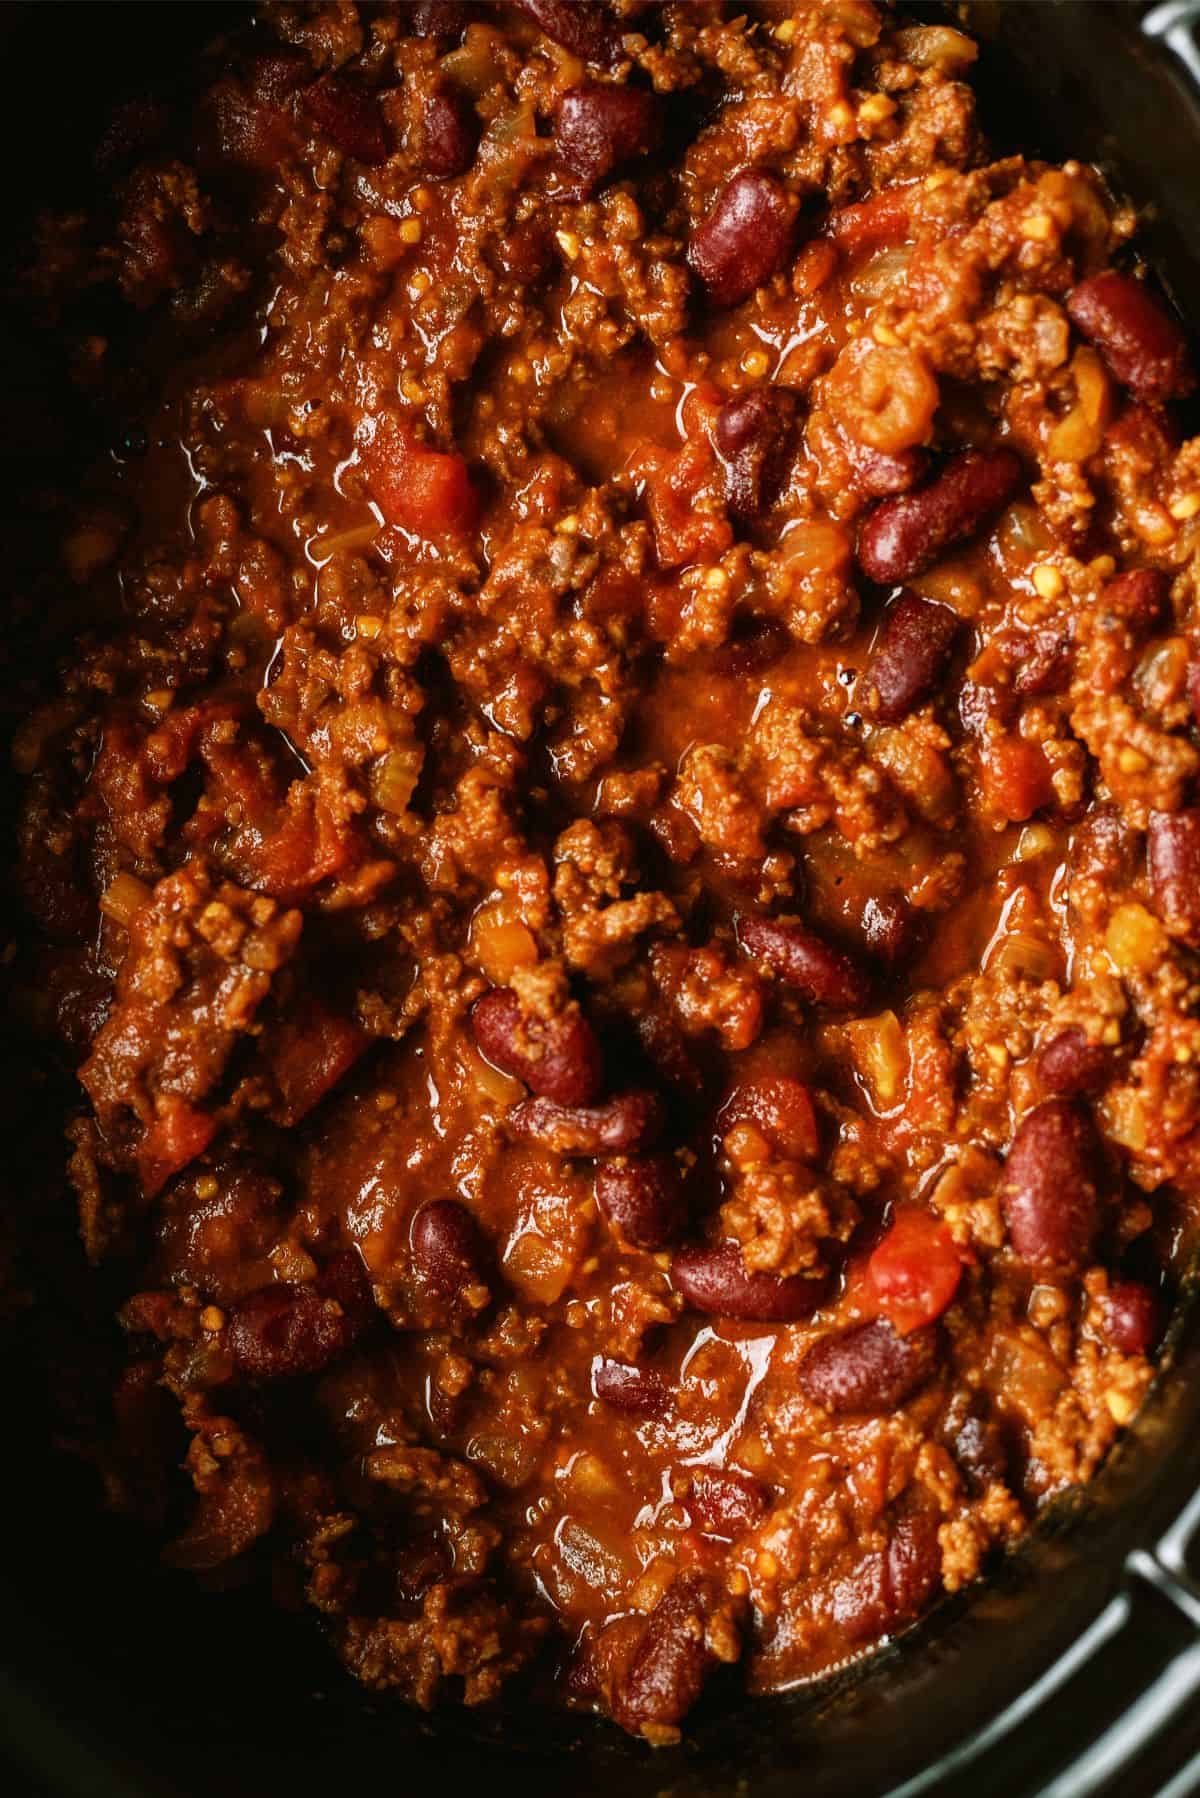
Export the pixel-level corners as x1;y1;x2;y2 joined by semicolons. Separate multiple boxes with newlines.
410;1199;489;1295
1012;628;1072;697
958;678;1013;736
1188;657;1200;727
1102;567;1169;632
1067;271;1196;404
301;75;390;163
1148;809;1200;945
1038;1026;1115;1097
1002;1098;1099;1272
514;0;622;65
688;170;798;309
842;432;928;500
860;892;925;968
672;1240;827;1322
948;1407;1009;1492
686;1468;768;1537
596;1154;686;1250
715;388;797;520
555;85;659;187
1102;1279;1165;1356
867;591;961;723
471;986;603;1106
408;0;470;35
799;1317;938;1415
247;50;311;107
736;913;870;1008
831;1510;942;1645
592;1355;671;1417
508;1088;664;1155
616;1573;731;1734
712;618;791;678
857;448;1022;586
227;1256;371;1381
420;88;479;178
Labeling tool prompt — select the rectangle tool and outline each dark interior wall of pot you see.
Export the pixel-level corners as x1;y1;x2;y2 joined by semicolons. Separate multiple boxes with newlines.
3;6;1200;1796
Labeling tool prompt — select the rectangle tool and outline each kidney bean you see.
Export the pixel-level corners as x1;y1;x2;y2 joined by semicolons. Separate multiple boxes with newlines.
672;1240;827;1322
228;1251;372;1381
1067;271;1195;404
715;388;797;519
301;75;390;164
867;590;961;723
471;986;604;1106
592;1355;671;1417
688;171;798;309
1001;1098;1099;1272
842;434;929;500
1101;1279;1165;1356
410;1199;489;1295
860;892;926;968
947;1404;1010;1492
1037;1026;1114;1097
246;51;311;107
712;617;791;678
409;1;470;36
555;85;659;188
686;1468;768;1537
799;1318;938;1414
736;913;870;1008
616;1572;730;1734
508;1088;663;1155
1148;808;1200;945
420;88;479;178
596;1154;686;1250
830;1510;942;1645
718;1075;820;1162
1012;628;1072;697
1103;567;1169;633
856;448;1022;586
514;0;622;65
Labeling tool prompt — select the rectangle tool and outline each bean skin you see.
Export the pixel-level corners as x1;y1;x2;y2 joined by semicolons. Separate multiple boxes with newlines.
828;1510;942;1645
799;1318;938;1414
718;1075;820;1162
686;1468;768;1537
715;388;797;519
507;1088;664;1155
856;447;1022;586
301;75;390;164
688;170;798;309
1148;809;1200;945
672;1241;827;1322
408;1;470;36
595;1154;686;1250
420;88;479;178
471;986;603;1106
1012;628;1072;697
410;1199;489;1295
1001;1098;1099;1272
712;618;791;678
860;892;926;969
514;0;622;65
555;85;659;188
227;1250;373;1381
1103;567;1169;633
615;1573;733;1735
592;1356;671;1417
1038;1026;1115;1097
842;434;928;500
867;590;961;722
1101;1280;1164;1356
736;913;870;1008
1067;271;1195;404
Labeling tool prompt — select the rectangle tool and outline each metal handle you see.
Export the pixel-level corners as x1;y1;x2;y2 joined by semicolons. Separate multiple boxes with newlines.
1143;0;1200;89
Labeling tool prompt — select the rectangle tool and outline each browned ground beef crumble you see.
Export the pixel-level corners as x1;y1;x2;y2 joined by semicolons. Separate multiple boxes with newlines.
6;0;1200;1745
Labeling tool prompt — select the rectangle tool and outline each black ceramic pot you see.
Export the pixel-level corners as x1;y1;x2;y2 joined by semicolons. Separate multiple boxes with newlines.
3;5;1200;1794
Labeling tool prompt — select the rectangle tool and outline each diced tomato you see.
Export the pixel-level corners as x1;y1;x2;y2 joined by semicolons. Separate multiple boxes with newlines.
829;187;913;258
866;1208;964;1334
266;1003;368;1126
137;1097;218;1198
718;1076;820;1163
980;736;1054;823
641;440;733;570
365;414;478;541
230;787;357;901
